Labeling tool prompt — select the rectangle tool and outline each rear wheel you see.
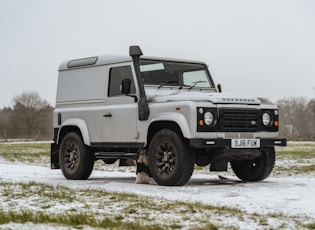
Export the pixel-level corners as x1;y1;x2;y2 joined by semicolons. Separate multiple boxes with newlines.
231;147;275;182
148;129;195;186
59;132;94;180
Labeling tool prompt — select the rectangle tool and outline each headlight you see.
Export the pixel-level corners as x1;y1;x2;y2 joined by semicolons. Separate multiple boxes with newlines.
197;107;217;131
262;112;271;126
204;112;214;125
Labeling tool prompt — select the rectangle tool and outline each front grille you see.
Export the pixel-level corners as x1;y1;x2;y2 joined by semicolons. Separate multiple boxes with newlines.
219;109;261;132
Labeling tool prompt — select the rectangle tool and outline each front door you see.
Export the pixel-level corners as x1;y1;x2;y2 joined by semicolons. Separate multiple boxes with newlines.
101;64;138;143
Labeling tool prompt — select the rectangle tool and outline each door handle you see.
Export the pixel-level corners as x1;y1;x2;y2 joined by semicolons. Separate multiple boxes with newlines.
103;113;112;118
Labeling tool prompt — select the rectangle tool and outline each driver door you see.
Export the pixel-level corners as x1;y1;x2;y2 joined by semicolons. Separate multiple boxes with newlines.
101;64;138;143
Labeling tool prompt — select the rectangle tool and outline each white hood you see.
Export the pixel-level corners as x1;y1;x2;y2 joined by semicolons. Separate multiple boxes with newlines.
147;90;261;105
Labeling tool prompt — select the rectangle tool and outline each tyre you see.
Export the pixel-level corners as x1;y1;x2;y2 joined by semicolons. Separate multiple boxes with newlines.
59;132;94;180
231;147;275;182
148;129;195;186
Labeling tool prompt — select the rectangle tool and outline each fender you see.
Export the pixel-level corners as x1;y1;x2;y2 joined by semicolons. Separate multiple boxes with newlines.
149;112;192;139
57;119;90;145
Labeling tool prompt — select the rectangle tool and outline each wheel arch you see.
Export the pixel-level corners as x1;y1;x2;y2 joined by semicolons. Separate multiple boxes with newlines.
57;119;90;146
147;113;191;146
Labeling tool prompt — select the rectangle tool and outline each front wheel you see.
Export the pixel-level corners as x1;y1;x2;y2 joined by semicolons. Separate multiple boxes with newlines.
231;147;275;182
148;129;195;186
59;132;94;180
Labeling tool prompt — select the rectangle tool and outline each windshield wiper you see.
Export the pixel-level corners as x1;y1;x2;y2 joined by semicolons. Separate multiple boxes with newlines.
158;80;179;89
189;81;207;90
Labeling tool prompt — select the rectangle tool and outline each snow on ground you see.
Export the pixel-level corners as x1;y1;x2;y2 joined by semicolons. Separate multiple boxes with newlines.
0;161;314;220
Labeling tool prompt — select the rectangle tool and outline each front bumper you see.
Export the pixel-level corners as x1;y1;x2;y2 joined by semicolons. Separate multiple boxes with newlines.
190;138;287;148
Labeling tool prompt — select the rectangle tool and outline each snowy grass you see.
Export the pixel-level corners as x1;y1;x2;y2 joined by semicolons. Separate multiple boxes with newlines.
274;141;315;176
1;141;314;175
0;180;312;229
0;141;315;229
0;141;50;166
195;141;315;177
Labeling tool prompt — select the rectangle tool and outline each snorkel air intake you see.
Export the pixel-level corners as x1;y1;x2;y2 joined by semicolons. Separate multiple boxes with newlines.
129;45;150;121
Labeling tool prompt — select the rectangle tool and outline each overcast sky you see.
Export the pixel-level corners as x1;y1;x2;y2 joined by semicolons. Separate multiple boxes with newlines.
1;0;314;108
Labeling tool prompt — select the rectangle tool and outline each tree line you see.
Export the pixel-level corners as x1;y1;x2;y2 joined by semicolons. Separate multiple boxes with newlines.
0;91;314;141
277;97;315;140
0;91;53;140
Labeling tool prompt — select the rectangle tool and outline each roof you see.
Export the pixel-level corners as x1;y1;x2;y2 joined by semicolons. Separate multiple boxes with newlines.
59;54;206;71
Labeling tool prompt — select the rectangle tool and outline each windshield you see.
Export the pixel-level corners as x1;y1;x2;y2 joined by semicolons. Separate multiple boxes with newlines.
139;60;214;89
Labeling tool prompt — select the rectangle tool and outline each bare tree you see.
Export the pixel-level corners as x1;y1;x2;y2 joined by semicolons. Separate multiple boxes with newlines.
0;107;13;140
308;99;315;139
291;97;310;139
36;105;54;139
277;97;312;140
277;98;293;139
258;97;273;104
11;91;49;139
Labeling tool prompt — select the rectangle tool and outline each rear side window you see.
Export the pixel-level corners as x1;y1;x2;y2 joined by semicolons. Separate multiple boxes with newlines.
67;57;98;68
108;66;136;97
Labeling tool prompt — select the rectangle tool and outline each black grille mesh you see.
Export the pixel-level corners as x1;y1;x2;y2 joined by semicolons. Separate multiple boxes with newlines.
219;109;261;132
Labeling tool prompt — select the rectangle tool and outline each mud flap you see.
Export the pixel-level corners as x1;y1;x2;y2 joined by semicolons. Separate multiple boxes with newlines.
210;161;228;171
51;143;60;169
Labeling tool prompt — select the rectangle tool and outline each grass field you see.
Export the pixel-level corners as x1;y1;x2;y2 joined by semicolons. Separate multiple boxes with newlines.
1;141;314;175
274;142;315;176
0;141;314;229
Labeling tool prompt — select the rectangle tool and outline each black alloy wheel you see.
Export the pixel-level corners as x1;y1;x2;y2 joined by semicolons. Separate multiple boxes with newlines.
148;129;195;186
59;132;94;180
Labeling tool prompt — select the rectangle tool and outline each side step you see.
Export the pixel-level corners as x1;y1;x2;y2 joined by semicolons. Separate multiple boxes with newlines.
94;152;138;160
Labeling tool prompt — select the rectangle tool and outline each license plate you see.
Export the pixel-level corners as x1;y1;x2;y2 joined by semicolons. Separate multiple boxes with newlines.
231;139;260;148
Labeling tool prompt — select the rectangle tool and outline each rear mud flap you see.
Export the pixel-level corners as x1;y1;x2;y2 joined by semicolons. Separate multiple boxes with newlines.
51;143;60;169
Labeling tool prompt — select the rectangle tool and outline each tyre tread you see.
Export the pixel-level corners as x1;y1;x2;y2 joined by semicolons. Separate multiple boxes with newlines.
149;129;195;186
60;132;94;180
231;147;275;182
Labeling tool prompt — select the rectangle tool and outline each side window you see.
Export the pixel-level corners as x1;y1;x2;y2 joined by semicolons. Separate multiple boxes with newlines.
108;65;136;97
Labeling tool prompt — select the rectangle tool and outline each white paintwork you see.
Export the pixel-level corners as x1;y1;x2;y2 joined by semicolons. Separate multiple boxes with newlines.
56;65;107;104
58;118;90;145
54;52;279;147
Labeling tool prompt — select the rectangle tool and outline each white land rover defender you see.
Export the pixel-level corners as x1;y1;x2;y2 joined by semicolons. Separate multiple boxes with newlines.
51;46;286;186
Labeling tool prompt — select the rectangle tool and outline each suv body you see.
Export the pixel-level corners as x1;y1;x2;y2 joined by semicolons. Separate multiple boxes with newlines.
51;46;286;186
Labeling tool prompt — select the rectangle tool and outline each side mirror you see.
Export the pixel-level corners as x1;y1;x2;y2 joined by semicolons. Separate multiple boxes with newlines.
217;84;222;93
121;79;131;94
